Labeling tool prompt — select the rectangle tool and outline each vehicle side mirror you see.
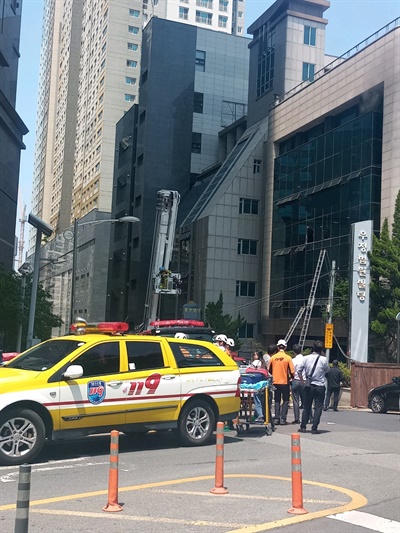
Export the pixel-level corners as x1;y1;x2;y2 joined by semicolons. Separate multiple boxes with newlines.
63;365;84;380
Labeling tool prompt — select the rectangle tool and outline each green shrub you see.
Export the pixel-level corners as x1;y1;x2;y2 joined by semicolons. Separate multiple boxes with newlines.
338;361;351;387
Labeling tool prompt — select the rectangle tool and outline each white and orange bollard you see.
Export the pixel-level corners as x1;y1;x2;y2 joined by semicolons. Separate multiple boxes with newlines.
210;421;228;494
288;433;308;514
103;430;123;512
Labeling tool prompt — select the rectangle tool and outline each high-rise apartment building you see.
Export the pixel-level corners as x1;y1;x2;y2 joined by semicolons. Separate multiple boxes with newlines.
146;0;246;36
30;0;246;254
0;0;27;269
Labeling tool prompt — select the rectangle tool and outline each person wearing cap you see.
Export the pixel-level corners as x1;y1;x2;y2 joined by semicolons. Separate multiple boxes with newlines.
225;338;235;358
268;339;295;425
324;359;344;411
174;332;188;339
214;334;228;352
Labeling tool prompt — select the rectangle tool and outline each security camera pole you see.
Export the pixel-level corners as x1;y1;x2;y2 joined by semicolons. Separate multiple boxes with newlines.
27;214;53;349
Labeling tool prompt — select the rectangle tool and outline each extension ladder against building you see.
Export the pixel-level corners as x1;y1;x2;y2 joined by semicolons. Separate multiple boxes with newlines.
298;249;326;350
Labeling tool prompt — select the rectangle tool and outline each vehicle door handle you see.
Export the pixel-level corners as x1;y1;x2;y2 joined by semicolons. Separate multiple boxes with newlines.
161;375;176;380
107;381;123;387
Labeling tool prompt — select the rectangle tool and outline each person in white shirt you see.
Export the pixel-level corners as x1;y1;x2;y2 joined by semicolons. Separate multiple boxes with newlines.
290;344;305;425
297;340;330;434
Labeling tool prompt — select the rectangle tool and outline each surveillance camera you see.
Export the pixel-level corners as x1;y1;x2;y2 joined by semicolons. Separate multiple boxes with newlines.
28;213;53;237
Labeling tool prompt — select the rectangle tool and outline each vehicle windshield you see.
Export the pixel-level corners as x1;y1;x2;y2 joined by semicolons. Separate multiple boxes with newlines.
5;339;86;371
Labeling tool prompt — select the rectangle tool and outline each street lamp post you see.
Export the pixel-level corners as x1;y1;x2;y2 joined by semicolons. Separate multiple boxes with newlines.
70;216;140;325
16;262;32;352
27;214;54;349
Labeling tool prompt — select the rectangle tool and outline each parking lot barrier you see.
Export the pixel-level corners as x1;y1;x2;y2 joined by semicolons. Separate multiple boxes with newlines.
103;430;123;512
288;433;308;514
14;463;31;533
210;421;228;494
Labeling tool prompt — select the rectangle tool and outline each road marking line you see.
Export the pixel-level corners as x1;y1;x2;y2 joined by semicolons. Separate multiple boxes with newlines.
0;462;108;482
0;457;89;471
152;488;346;505
30;508;248;528
328;511;400;532
0;472;367;533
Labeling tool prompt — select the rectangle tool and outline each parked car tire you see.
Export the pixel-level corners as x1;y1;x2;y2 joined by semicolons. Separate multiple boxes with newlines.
178;399;215;446
0;409;46;466
370;393;387;414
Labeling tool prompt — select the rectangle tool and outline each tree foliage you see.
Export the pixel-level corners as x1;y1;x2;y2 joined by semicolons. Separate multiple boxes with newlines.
369;193;400;361
204;292;246;349
0;269;62;352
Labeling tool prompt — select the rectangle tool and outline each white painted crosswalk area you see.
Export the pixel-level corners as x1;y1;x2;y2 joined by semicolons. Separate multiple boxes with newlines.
328;511;400;533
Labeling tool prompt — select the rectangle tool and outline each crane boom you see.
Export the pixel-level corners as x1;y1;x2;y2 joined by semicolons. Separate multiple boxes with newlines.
143;190;181;328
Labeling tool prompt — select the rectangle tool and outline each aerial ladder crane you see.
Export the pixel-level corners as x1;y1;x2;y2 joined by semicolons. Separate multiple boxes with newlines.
143;190;181;329
285;249;326;350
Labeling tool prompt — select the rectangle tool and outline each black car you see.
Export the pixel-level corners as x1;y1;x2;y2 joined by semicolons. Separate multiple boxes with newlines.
368;376;400;413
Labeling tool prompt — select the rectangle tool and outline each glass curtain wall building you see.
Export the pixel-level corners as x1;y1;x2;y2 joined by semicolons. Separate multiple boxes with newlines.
270;101;383;319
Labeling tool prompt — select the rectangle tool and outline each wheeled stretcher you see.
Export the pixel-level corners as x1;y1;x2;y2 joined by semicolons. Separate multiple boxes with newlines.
235;373;275;436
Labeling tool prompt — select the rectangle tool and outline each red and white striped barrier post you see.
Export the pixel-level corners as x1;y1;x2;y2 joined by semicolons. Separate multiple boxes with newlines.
288;433;308;514
103;430;123;512
210;421;228;494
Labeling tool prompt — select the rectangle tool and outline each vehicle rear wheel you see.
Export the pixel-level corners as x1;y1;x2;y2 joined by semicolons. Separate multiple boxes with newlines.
0;409;46;466
370;394;387;413
178;400;215;446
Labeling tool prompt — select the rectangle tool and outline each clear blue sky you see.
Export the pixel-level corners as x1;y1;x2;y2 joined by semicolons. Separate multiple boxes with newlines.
16;0;400;238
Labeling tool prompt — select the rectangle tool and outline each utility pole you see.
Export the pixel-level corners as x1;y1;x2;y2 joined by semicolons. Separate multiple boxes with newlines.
325;260;336;364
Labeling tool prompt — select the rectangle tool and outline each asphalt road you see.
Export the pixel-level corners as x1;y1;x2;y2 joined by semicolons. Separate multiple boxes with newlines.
1;408;399;532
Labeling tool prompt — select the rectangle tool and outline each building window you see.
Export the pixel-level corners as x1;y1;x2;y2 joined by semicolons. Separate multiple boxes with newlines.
127;42;138;51
237;239;257;255
179;6;189;19
124;94;135;102
239;198;259;215
304;25;316;46
193;92;204;113
257;24;276;97
196;11;212;25
238;323;254;338
192;132;202;153
195;50;206;71
196;0;213;7
219;0;228;11
218;15;227;28
128;25;139;34
237;27;242;33
238;11;243;17
253;159;261;173
129;9;140;17
125;76;137;85
127;59;137;68
302;62;315;81
236;281;256;297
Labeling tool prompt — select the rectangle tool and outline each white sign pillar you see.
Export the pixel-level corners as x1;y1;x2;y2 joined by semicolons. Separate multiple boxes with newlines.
349;220;373;362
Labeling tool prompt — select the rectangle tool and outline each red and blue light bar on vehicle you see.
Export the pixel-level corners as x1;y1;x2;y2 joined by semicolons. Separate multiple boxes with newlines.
70;319;129;335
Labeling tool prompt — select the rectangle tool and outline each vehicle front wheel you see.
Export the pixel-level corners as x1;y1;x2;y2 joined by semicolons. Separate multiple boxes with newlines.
178;400;215;446
370;394;387;413
0;409;46;466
